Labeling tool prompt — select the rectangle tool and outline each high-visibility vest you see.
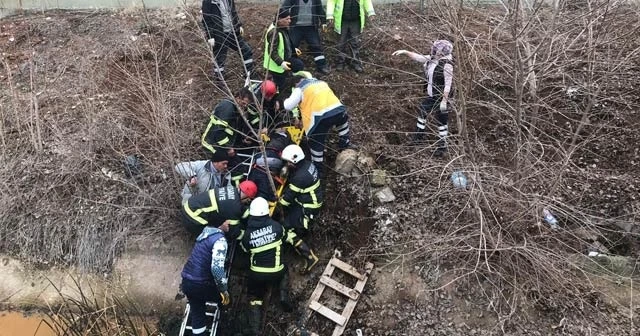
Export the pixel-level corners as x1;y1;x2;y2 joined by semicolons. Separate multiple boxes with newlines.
263;24;285;74
326;0;375;33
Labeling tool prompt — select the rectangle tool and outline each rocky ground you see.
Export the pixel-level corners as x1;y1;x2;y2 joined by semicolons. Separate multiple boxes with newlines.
1;2;640;335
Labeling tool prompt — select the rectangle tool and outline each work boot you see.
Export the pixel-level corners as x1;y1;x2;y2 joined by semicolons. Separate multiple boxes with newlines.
339;142;359;151
433;146;447;158
433;139;447;158
213;76;226;91
246;305;262;336
317;66;331;75
295;241;319;273
279;271;293;312
409;131;425;146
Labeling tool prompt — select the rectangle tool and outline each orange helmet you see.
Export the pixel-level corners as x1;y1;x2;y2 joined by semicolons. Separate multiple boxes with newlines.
261;80;277;99
239;180;258;199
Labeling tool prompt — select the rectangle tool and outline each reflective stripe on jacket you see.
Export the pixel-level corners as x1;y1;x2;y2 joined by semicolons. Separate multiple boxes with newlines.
201;99;238;154
279;159;323;209
240;216;287;273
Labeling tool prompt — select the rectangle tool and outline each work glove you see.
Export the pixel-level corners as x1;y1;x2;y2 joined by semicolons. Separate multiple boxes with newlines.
327;19;334;27
281;61;292;71
207;38;216;47
392;50;407;56
220;291;231;305
239;27;245;37
439;100;448;112
295;48;302;56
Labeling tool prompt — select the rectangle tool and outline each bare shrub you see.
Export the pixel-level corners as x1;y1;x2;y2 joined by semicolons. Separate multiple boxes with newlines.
362;0;640;327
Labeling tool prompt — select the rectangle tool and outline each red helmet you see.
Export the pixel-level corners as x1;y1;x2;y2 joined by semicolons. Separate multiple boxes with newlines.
261;80;277;99
239;180;258;199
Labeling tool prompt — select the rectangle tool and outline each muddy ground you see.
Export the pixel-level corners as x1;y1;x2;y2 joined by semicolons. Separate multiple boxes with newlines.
1;2;640;335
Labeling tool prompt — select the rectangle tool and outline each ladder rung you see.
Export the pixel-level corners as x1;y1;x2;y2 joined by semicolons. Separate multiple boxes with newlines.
330;258;364;280
309;300;347;326
319;275;359;300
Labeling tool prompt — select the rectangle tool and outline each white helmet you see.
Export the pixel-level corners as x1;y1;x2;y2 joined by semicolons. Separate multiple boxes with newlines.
249;197;270;216
281;144;305;164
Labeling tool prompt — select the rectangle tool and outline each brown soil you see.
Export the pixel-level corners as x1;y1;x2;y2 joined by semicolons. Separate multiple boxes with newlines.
2;2;640;336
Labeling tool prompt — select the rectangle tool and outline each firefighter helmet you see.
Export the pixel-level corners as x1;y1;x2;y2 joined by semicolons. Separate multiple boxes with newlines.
261;80;277;99
239;180;258;199
281;144;305;164
249;197;270;216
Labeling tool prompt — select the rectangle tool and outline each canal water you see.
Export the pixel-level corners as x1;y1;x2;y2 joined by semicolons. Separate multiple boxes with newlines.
0;312;55;336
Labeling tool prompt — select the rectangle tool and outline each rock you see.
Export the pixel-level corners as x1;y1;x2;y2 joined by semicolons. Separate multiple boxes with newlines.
356;154;376;174
370;169;388;187
591;254;638;276
334;149;358;175
374;187;396;203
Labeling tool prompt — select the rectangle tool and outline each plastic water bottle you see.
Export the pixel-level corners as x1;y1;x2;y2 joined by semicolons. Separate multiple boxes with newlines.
450;171;468;189
542;208;559;230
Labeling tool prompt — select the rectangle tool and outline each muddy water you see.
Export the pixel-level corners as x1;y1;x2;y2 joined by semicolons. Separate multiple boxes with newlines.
0;312;55;336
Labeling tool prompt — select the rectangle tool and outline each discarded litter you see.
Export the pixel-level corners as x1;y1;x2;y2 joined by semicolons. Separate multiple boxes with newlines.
124;155;143;178
450;171;468;189
542;208;560;230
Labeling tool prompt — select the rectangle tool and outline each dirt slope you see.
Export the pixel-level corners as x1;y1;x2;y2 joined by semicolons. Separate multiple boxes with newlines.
1;2;640;335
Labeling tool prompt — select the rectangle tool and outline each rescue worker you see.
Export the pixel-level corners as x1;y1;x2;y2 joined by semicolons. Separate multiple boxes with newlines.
248;129;294;202
246;79;282;136
283;75;355;170
181;183;257;238
201;87;253;159
279;144;320;273
393;40;454;157
174;150;230;203
240;197;294;335
326;0;375;73
263;8;305;91
180;225;230;336
282;0;331;75
202;0;254;83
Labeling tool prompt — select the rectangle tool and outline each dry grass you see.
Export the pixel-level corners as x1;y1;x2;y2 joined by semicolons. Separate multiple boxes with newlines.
358;0;640;328
1;1;639;333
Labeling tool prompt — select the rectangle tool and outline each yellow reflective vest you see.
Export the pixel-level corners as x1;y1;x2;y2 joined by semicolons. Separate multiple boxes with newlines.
263;24;285;74
326;0;375;33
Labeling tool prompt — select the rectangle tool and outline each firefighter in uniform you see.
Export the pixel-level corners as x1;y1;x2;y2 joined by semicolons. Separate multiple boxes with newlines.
201;87;254;160
180;225;230;336
240;197;294;335
279;144;320;273
392;40;454;157
181;183;257;238
283;76;355;171
245;79;282;137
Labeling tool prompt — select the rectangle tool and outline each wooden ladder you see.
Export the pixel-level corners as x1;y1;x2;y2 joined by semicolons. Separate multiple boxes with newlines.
306;252;374;336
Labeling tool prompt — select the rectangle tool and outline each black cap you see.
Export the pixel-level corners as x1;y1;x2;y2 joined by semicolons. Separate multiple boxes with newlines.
277;7;290;19
290;58;304;72
210;150;230;163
